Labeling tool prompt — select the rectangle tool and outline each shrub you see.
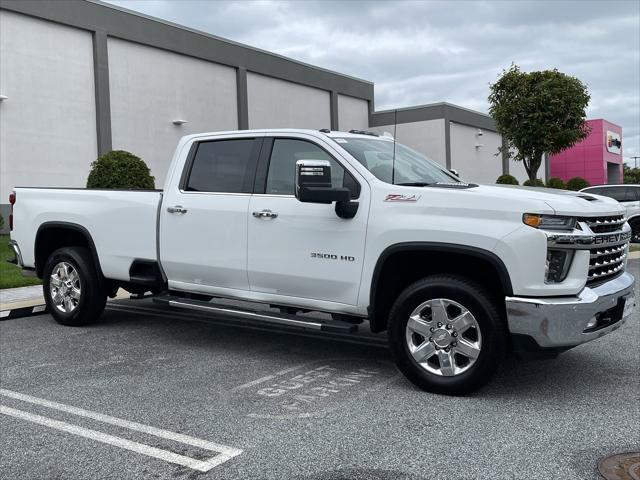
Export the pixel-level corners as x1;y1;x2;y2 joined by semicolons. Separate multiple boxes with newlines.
566;177;590;191
86;150;155;189
496;174;519;185
523;178;545;187
0;213;4;230
546;177;566;189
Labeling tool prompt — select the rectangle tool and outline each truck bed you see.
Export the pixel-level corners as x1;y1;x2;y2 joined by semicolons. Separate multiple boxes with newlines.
11;187;162;282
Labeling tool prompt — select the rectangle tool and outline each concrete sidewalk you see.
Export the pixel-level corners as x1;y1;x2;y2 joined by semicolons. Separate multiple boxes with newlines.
0;285;129;314
0;285;44;311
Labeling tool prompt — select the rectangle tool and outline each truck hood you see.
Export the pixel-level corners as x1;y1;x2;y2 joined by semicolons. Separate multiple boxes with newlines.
471;184;624;216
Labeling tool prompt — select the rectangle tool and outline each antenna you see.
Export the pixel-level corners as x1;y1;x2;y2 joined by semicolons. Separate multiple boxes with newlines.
391;109;397;185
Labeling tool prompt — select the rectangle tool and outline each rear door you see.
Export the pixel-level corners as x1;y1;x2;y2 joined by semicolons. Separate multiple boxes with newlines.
247;134;369;305
160;134;264;292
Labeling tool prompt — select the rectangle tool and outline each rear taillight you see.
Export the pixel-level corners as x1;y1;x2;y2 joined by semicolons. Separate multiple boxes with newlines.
9;191;15;231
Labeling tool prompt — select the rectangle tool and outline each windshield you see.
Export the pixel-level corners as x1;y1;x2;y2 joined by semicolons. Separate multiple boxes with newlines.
333;137;459;185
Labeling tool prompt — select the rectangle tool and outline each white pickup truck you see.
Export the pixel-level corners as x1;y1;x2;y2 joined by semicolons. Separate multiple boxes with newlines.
8;129;636;395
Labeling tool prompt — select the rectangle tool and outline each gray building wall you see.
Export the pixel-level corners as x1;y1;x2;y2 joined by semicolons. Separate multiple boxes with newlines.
0;0;374;232
247;73;330;130
0;10;98;200
369;119;447;167
108;38;238;186
337;95;369;131
449;122;502;183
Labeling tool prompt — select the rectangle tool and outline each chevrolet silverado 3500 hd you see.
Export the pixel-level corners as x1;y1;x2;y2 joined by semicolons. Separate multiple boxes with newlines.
8;129;636;394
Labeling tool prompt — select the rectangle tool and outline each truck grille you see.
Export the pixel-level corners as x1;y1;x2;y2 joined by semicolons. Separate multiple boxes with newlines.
588;244;627;285
579;214;626;234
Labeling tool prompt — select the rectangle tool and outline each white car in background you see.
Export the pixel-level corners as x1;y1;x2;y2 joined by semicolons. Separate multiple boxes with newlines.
581;184;640;243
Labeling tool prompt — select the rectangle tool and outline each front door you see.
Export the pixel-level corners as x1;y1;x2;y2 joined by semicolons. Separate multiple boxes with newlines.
247;135;369;305
160;135;263;292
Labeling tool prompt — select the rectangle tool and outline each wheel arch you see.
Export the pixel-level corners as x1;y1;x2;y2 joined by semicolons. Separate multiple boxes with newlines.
368;242;513;333
35;222;104;279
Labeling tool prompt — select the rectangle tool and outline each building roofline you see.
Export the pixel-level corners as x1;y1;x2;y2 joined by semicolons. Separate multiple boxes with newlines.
370;101;497;132
0;0;374;100
587;118;623;129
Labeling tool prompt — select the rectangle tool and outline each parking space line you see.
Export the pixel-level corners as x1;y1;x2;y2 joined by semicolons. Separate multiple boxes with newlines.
0;405;217;472
0;389;242;470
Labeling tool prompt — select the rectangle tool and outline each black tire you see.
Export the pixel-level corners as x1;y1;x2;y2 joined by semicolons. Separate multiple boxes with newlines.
387;275;508;395
43;247;106;326
630;218;640;244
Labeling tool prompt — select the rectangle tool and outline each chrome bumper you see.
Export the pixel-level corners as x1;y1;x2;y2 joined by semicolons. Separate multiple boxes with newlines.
506;272;636;348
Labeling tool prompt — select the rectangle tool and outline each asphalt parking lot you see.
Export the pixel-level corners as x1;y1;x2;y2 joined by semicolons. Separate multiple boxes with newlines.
1;261;639;480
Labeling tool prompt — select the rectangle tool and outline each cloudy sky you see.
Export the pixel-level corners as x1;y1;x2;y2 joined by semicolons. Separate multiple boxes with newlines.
105;0;640;165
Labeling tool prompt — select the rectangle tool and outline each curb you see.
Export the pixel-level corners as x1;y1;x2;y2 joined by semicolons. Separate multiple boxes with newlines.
0;288;130;321
0;304;47;320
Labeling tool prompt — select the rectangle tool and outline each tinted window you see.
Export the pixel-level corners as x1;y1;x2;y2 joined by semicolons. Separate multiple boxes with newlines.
583;187;602;195
265;139;358;197
186;139;256;193
603;186;629;202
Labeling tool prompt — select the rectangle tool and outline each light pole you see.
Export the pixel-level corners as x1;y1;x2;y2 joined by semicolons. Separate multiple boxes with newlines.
631;156;640;169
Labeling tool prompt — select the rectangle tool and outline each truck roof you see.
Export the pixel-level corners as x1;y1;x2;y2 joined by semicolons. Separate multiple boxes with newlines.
180;128;392;142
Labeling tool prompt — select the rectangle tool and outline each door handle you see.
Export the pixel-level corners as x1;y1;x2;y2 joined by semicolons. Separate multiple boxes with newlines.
252;209;278;219
167;205;188;214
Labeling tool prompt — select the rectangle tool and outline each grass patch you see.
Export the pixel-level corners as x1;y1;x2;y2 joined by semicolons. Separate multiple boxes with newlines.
630;244;640;253
0;235;42;289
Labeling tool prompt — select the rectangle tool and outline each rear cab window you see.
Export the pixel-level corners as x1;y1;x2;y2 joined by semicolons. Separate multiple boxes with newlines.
182;138;261;193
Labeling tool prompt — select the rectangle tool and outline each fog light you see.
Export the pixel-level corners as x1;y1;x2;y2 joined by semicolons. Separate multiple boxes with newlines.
585;317;598;330
546;249;573;283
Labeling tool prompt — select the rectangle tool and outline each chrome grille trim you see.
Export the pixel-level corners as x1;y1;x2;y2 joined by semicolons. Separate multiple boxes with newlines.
579;214;627;233
587;244;628;285
589;244;627;259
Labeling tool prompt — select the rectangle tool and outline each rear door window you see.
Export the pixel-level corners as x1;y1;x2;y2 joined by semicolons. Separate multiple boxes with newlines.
184;138;260;193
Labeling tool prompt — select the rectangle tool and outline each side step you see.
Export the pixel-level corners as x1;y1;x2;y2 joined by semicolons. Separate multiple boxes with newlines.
152;295;358;333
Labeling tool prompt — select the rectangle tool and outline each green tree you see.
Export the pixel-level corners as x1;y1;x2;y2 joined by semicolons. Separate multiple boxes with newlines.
87;150;155;189
489;65;591;184
623;164;640;184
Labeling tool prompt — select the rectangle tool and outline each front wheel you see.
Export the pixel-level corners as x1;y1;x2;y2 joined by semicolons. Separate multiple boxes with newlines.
387;275;507;395
43;247;107;326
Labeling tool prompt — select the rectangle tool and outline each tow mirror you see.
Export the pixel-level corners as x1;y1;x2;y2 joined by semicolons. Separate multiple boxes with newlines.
295;160;359;219
295;160;349;204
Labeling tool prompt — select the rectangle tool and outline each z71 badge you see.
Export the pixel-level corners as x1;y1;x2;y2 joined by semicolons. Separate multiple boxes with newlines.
384;194;421;202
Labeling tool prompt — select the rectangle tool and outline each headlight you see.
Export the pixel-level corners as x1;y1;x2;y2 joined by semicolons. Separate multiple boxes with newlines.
523;214;577;230
545;249;574;283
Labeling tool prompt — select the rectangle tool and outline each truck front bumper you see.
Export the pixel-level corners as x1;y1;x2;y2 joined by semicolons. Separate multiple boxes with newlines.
505;272;636;349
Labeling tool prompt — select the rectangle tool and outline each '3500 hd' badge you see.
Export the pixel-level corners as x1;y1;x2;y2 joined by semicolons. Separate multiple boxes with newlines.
384;194;421;202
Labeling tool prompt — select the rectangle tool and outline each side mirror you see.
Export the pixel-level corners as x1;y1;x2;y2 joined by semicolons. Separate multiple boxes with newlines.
295;160;359;219
295;160;349;204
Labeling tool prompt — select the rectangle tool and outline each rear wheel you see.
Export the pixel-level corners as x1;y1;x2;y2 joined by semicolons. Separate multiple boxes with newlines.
43;247;106;326
387;275;507;395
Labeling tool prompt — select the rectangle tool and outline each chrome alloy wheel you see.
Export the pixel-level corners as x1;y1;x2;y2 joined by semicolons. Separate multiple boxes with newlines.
405;298;482;376
49;262;81;313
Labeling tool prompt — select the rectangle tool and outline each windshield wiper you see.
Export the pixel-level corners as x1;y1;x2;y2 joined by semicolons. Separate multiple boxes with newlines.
394;182;433;187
